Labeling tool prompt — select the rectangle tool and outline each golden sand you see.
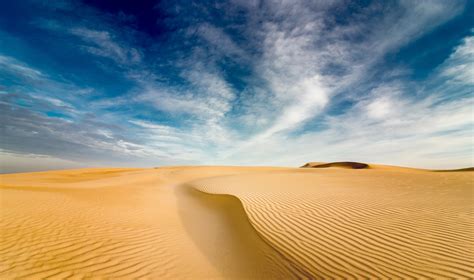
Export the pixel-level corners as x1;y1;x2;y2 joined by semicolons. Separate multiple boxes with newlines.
1;164;473;279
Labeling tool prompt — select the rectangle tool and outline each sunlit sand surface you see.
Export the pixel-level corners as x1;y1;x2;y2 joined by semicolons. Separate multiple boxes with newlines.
1;164;473;279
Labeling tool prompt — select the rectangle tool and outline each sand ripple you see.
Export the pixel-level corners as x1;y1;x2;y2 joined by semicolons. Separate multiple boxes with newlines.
1;166;472;279
191;167;474;279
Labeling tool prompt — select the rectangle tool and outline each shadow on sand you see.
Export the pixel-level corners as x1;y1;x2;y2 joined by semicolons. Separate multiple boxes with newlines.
174;183;298;279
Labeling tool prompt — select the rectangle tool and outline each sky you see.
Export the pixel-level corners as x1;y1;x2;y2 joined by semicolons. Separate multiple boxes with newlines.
0;0;473;172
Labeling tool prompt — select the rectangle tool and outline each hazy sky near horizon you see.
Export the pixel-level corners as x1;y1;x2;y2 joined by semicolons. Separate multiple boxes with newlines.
1;0;473;172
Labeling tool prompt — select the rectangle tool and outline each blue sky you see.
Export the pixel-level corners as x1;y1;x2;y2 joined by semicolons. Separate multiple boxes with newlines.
0;0;473;172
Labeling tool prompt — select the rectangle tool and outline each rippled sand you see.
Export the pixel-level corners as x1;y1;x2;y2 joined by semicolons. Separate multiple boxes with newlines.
1;164;473;279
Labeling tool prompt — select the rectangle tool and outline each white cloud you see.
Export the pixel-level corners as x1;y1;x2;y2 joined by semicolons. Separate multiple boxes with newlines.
0;150;84;173
128;119;211;161
3;0;471;170
362;86;403;120
239;1;462;137
214;0;466;161
0;55;45;80
223;105;472;169
440;35;474;85
366;97;393;119
195;23;247;59
70;27;142;65
220;76;473;168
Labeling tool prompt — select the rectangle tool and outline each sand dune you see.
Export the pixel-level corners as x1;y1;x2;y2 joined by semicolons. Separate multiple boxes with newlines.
1;165;473;279
301;161;370;169
0;167;298;279
190;165;474;279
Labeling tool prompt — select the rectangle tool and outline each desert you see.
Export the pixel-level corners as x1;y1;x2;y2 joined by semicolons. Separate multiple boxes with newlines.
1;1;473;278
1;163;472;279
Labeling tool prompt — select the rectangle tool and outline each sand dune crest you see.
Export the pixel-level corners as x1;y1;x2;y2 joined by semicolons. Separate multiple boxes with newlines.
190;167;474;278
1;165;473;279
0;167;296;279
301;161;370;169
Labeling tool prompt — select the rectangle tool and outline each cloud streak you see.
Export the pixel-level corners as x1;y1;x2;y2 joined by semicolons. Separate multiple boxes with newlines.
0;0;472;172
70;27;142;65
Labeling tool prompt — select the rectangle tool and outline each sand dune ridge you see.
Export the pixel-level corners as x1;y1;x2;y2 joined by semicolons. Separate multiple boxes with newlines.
301;161;370;169
1;165;473;279
189;167;474;279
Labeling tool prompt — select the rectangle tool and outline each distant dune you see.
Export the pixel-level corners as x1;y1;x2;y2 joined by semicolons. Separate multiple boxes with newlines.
301;161;370;169
434;167;474;172
1;164;473;279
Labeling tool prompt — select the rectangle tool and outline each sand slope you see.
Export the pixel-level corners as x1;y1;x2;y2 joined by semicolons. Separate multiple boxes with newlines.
0;167;298;279
1;165;473;279
190;165;474;279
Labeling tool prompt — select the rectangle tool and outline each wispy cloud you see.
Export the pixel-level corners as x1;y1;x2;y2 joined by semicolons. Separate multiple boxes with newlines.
440;35;474;85
217;0;468;157
70;27;142;65
0;55;45;81
194;23;247;60
0;0;472;171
